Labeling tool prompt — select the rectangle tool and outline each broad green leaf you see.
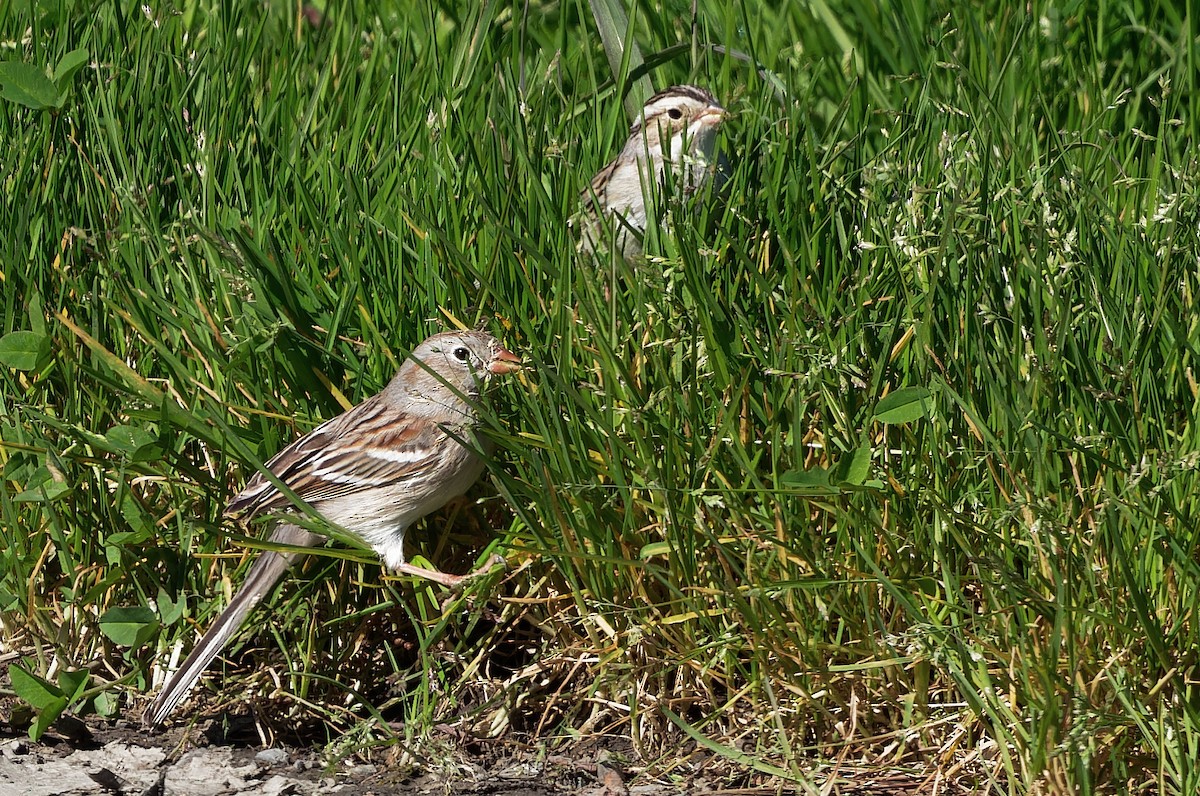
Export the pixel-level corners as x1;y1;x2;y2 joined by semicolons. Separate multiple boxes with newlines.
778;467;838;495
13;468;70;503
0;330;52;371
8;664;63;709
52;48;89;86
104;424;156;453
873;387;933;424
105;425;162;460
834;444;872;485
92;691;119;718
30;697;69;741
110;496;154;561
156;588;186;626
27;291;46;336
108;528;151;547
98;606;159;647
57;669;90;704
0;61;58;109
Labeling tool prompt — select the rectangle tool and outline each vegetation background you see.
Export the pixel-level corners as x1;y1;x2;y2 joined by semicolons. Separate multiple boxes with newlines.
1;0;1197;793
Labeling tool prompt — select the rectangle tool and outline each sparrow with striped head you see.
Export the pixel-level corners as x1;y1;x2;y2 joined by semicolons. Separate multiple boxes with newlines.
576;85;727;261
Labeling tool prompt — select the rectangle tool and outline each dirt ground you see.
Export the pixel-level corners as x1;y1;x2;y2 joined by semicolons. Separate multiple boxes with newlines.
0;701;975;796
0;705;694;796
0;701;724;796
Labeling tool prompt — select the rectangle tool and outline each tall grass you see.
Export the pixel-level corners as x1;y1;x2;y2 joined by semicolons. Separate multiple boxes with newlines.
2;0;1198;792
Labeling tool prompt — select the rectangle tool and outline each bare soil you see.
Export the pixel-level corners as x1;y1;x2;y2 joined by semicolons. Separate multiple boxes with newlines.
0;706;674;796
1;699;978;795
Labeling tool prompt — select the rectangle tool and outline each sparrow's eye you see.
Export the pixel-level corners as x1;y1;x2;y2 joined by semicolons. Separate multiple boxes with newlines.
452;346;471;362
667;108;683;120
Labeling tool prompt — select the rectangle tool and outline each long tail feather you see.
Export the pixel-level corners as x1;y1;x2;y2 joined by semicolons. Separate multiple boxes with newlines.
142;524;322;728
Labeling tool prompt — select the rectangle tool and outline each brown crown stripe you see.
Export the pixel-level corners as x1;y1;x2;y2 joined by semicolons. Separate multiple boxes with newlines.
645;85;718;107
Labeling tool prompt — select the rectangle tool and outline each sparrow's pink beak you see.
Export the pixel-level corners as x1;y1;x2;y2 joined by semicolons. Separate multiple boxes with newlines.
489;347;522;375
698;106;727;124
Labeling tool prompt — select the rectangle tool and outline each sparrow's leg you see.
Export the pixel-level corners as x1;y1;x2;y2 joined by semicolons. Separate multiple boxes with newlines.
392;554;506;589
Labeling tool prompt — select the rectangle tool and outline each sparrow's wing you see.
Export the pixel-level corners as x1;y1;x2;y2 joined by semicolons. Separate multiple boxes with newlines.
578;156;620;215
226;395;451;517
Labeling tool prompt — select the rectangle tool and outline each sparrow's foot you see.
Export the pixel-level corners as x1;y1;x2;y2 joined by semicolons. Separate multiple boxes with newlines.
466;552;507;581
392;554;506;591
391;562;466;588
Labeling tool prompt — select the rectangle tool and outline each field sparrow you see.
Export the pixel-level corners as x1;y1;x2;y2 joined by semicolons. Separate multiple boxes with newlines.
143;330;520;727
